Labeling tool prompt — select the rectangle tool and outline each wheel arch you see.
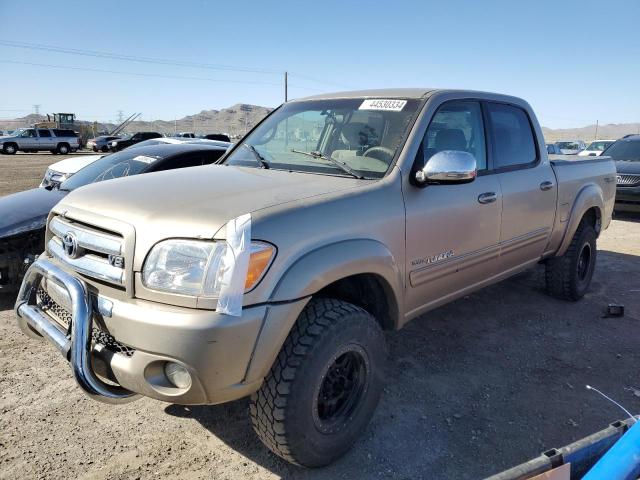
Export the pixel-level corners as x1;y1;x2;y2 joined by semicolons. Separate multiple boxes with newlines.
556;184;603;257
269;238;403;329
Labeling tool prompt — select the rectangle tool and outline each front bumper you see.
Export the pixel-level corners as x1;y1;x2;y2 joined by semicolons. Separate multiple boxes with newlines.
615;187;640;213
14;257;300;405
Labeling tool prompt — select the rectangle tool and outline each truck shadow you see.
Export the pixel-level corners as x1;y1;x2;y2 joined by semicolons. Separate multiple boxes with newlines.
165;249;640;479
0;293;15;311
613;212;640;224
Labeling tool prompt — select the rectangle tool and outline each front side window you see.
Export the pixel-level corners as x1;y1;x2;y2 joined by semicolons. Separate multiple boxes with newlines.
223;98;422;179
21;129;36;138
422;100;487;170
487;103;537;169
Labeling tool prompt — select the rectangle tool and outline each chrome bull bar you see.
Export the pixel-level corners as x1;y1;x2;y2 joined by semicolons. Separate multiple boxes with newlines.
14;258;138;404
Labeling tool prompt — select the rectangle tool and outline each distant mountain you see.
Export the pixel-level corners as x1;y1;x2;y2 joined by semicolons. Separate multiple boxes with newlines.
542;123;640;143
0;104;273;138
1;106;637;142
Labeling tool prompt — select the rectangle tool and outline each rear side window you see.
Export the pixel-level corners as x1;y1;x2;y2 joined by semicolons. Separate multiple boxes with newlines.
53;129;77;137
203;149;226;164
486;103;537;169
151;153;206;172
37;129;52;137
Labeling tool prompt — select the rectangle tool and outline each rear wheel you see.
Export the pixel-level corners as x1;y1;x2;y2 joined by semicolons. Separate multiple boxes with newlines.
545;218;597;301
3;143;17;154
100;145;109;153
56;143;70;155
250;298;386;467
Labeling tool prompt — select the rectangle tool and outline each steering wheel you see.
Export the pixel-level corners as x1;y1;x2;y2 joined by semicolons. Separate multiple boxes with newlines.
363;146;395;165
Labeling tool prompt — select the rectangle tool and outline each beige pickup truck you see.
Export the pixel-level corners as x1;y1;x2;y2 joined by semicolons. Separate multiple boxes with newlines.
15;89;616;467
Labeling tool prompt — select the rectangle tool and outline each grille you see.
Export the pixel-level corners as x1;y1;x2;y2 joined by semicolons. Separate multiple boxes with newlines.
37;288;136;357
617;174;640;186
48;215;126;287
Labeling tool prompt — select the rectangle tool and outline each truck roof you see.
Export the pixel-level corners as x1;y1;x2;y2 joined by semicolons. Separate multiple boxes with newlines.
294;88;528;105
295;88;436;101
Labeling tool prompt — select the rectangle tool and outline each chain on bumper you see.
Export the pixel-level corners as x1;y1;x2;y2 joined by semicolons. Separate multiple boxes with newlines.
14;258;138;404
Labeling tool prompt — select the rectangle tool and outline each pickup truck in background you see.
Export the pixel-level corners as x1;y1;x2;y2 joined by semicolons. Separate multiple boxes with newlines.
15;89;616;467
0;128;80;154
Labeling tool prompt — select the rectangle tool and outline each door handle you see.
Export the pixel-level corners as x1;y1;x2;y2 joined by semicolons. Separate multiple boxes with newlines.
540;181;554;191
478;192;497;204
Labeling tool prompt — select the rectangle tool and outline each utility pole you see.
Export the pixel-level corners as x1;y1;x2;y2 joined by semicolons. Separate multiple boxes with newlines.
284;71;288;102
33;104;41;115
174;118;177;135
594;120;599;140
117;110;124;123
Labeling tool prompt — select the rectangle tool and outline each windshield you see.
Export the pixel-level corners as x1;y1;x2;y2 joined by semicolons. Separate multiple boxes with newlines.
602;139;640;161
223;98;421;179
586;141;613;151
59;150;162;191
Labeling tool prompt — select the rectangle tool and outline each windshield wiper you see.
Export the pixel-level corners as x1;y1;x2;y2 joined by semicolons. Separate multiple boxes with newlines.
290;149;364;179
243;143;270;169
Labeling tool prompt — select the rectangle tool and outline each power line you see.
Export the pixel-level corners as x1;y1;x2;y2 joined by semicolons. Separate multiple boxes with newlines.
0;59;284;86
0;39;281;75
0;39;354;90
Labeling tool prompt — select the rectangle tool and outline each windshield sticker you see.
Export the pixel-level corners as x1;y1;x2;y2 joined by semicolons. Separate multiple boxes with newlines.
359;99;407;112
132;155;157;164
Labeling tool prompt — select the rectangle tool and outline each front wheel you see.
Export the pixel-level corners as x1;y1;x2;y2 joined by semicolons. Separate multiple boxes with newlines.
250;298;386;467
545;219;597;301
2;143;17;154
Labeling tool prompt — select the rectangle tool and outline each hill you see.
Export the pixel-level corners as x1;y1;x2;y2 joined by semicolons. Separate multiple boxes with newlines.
1;106;638;142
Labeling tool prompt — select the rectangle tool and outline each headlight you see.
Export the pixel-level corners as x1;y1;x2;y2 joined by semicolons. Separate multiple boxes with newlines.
142;239;275;297
111;141;117;147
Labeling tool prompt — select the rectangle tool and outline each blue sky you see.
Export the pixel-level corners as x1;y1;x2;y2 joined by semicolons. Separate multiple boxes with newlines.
0;0;638;128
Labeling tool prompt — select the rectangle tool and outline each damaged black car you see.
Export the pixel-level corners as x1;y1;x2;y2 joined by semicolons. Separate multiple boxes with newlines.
0;142;229;294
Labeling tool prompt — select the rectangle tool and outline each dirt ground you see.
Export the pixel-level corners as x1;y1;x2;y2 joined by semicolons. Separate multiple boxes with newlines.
0;153;639;479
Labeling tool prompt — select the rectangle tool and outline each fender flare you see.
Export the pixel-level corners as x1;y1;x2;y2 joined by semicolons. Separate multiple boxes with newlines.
269;238;404;319
556;183;603;257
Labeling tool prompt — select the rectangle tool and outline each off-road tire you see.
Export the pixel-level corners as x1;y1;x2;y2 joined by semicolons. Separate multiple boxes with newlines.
56;143;70;155
545;218;597;301
250;298;386;467
3;143;17;154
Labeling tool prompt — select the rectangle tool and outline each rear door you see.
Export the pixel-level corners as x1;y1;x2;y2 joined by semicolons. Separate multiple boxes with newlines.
37;129;54;150
485;102;557;274
404;100;503;316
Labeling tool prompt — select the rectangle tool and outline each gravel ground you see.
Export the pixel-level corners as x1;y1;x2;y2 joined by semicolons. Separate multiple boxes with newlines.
0;154;639;479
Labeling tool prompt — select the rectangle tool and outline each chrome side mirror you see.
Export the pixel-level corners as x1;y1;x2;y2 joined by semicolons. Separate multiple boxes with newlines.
415;150;477;186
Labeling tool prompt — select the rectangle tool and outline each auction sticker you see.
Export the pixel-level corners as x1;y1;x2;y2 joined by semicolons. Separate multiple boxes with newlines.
359;99;407;111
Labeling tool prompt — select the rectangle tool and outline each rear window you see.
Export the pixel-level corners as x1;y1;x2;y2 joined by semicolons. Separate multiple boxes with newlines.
603;139;640;161
487;103;537;169
52;129;77;137
37;129;52;137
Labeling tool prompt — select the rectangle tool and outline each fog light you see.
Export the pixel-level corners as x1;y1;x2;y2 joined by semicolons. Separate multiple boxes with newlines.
164;362;192;389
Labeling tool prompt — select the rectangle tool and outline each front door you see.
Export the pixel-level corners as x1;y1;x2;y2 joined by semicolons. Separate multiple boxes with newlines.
404;100;502;318
484;102;557;274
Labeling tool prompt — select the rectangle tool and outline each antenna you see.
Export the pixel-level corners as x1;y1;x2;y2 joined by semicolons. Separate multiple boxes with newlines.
586;385;637;424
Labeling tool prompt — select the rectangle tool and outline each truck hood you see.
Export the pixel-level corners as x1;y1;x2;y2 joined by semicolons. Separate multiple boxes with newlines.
0;188;67;238
56;164;365;241
615;160;640;175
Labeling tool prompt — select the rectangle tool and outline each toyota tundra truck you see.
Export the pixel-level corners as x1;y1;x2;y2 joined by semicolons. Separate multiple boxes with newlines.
15;89;616;467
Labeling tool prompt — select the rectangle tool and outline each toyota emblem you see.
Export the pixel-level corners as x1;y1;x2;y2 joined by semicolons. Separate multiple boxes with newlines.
62;232;79;258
